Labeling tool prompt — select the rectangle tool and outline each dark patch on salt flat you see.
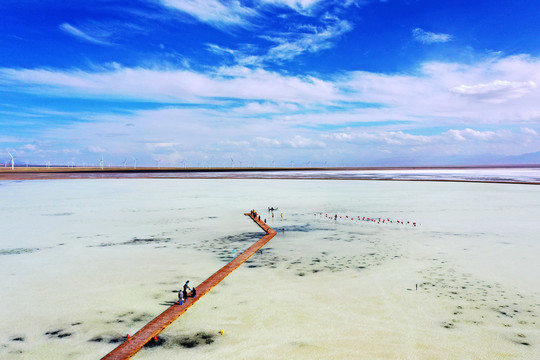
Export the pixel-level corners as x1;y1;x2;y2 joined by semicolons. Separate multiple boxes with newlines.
89;333;127;344
90;237;172;247
143;336;166;348
140;332;216;349
280;223;327;233
10;336;25;342
131;313;153;323
442;321;455;329
0;248;39;255
45;329;71;338
175;332;215;348
43;212;74;216
192;231;263;263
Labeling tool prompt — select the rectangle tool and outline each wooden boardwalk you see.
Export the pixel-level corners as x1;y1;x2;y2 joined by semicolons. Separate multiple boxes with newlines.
101;212;276;360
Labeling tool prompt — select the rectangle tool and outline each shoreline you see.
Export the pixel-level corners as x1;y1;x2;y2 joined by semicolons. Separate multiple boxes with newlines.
0;166;539;184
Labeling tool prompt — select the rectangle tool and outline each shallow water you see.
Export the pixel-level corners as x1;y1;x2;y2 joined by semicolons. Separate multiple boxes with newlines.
0;179;539;359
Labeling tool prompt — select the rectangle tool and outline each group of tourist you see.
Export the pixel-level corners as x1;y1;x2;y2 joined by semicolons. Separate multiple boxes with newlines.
178;280;196;305
250;209;262;221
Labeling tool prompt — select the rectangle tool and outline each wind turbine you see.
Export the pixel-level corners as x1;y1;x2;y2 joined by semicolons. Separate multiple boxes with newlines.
132;156;137;169
99;156;104;170
8;152;14;170
156;159;161;169
290;160;294;168
122;158;127;168
230;157;234;168
272;160;275;168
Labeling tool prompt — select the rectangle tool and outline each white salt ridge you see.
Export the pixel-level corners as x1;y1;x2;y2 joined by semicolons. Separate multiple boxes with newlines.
132;167;540;183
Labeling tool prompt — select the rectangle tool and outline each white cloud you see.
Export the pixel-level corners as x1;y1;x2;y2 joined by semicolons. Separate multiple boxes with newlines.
145;142;179;151
252;135;325;148
233;101;300;114
59;23;111;45
254;137;282;147
160;0;257;29
521;127;538;136
412;28;452;44
284;135;326;148
325;131;432;146
0;66;339;104
88;146;106;153
4;53;540;165
21;144;37;151
219;140;250;147
443;128;505;142
450;80;537;103
322;128;536;161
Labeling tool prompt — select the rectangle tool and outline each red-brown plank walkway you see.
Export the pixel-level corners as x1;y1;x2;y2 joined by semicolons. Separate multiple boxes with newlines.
101;212;276;360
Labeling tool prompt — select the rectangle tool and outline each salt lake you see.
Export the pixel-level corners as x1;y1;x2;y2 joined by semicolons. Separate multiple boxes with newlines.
1;178;539;359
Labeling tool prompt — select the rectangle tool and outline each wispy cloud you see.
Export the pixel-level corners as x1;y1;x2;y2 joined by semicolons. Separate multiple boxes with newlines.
412;28;452;44
207;18;353;65
260;0;324;14
160;0;257;29
263;19;353;61
59;23;112;45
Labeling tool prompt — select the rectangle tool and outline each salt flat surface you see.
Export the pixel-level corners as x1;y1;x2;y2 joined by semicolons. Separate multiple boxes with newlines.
0;179;539;359
126;167;540;183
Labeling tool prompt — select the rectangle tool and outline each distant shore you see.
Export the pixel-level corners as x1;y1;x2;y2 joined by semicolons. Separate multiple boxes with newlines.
0;165;539;184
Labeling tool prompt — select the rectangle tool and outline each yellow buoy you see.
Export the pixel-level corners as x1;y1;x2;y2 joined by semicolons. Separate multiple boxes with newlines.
219;330;225;335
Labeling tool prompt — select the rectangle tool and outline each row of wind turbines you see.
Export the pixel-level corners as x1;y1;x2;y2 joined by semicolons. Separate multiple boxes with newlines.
2;153;182;170
4;152;324;170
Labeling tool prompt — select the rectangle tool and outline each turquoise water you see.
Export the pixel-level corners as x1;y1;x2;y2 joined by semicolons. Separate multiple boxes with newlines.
1;179;539;359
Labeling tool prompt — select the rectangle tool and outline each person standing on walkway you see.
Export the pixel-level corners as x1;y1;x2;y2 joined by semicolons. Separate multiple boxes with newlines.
184;280;191;297
178;288;185;304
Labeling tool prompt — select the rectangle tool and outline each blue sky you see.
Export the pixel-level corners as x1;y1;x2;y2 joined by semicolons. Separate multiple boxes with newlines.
1;0;540;167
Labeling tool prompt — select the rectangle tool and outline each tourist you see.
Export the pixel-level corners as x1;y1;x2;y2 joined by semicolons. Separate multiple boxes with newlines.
178;288;185;304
